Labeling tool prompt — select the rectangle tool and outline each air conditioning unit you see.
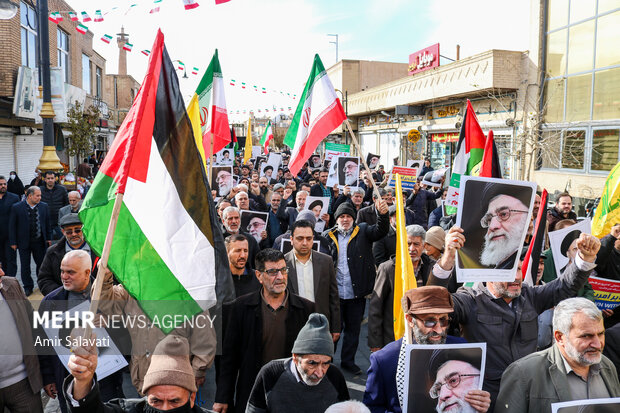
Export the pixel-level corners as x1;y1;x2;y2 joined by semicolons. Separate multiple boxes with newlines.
19;126;33;135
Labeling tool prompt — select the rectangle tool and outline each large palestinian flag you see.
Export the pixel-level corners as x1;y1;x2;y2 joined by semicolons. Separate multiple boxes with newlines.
79;30;234;332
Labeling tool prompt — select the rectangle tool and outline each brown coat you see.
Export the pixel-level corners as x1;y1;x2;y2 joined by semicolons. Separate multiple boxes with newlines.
1;277;43;394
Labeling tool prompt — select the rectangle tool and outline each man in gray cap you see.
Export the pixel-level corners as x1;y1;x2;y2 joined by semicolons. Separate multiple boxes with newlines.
37;213;96;296
246;313;349;412
64;334;207;413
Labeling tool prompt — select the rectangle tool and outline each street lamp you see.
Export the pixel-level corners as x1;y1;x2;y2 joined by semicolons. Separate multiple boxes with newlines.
327;33;338;63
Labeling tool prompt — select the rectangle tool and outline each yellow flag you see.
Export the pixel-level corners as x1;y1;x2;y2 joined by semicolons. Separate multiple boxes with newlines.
187;94;207;168
393;174;417;340
243;117;253;164
592;161;620;238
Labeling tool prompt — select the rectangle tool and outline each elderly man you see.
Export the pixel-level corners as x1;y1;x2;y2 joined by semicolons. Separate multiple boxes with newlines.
38;214;96;296
247;313;349;412
216;169;234;197
364;286;490;413
496;297;620;412
430;227;601;409
547;192;577;232
278;190;308;228
324;199;389;375
342;159;359;186
64;334;208;413
214;249;314;413
368;225;436;351
57;191;81;225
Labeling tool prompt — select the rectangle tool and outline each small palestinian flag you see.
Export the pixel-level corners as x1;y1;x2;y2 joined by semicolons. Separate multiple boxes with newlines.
241;82;246;89
81;11;91;22
183;0;199;10
76;23;88;34
261;87;266;94
142;50;151;56
69;11;78;21
191;67;199;75
101;34;113;44
94;10;104;22
230;79;236;86
123;42;133;52
177;61;185;70
150;0;162;13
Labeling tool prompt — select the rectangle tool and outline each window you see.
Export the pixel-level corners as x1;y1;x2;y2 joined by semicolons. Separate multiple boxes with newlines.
82;54;91;94
57;29;69;83
540;130;561;169
95;67;102;98
592;67;620;120
561;130;585;169
591;129;620;171
565;74;592;121
567;20;595;74
20;1;37;69
595;11;620;68
543;78;565;123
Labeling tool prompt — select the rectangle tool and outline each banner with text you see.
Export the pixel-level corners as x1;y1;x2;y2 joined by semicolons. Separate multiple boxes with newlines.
388;167;418;190
325;142;350;161
589;276;620;311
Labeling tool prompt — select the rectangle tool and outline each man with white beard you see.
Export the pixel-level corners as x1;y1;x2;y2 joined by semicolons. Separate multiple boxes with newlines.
479;194;530;269
216;168;234;197
430;353;484;413
342;159;359;186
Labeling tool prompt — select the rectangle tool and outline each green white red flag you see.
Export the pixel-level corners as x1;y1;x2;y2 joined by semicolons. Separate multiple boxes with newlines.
81;11;91;22
183;0;199;10
260;121;273;154
76;24;88;34
94;10;104;22
69;11;78;21
284;54;346;175
123;43;133;52
101;34;113;44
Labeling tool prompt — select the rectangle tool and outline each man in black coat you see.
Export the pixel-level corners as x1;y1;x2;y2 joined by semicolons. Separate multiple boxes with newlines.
323;199;389;375
213;249;314;413
0;175;20;277
9;186;51;296
39;171;68;240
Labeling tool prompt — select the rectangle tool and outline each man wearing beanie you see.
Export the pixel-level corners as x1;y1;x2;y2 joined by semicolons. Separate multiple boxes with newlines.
64;334;207;413
246;313;349;412
424;226;445;261
323;197;389;375
364;286;491;413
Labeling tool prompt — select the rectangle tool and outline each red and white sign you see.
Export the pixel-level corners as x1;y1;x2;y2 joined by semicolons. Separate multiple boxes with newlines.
408;43;440;75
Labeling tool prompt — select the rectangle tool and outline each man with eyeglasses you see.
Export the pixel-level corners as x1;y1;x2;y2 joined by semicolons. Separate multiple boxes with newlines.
247;313;349;413
216;169;234;197
214;249;314;413
37;214;96;296
364;286;490;413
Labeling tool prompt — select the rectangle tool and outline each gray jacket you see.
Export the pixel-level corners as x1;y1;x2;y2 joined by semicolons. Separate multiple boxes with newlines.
495;344;620;412
429;261;594;402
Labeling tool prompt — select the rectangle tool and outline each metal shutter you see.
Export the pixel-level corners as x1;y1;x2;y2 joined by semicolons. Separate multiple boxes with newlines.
15;132;43;184
0;129;15;175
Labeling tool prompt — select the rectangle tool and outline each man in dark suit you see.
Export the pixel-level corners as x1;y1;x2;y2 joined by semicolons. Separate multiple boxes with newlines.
0;264;43;413
213;249;315;413
8;186;51;296
284;220;340;341
0;176;20;277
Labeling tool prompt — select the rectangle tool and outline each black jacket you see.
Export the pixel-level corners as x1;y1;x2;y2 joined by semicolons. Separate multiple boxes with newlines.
0;192;20;240
372;226;396;266
215;290;315;412
39;183;69;225
323;210;389;298
596;234;620;281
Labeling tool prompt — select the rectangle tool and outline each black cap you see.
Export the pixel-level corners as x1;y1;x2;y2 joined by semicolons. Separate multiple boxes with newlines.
59;213;82;227
560;229;582;257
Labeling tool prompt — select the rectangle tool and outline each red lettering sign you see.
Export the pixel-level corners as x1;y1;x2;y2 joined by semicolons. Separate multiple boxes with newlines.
408;43;440;75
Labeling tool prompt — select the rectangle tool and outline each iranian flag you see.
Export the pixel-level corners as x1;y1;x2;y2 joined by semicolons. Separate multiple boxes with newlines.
123;43;133;52
187;49;230;167
81;11;91;22
141;49;151;56
177;61;185;71
76;24;88;34
284;54;346;175
183;0;199;10
101;34;113;44
79;30;234;332
48;13;59;23
445;99;486;208
192;67;199;75
260;121;273;154
69;11;78;21
94;10;104;22
150;0;162;13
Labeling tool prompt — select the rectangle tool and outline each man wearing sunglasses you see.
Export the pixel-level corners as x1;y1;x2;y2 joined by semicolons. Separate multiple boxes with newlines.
37;214;96;296
364;286;491;413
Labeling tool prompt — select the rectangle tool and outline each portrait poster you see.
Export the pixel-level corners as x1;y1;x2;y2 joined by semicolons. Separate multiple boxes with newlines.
216;148;234;165
309;153;323;169
211;166;234;198
261;152;282;179
255;155;267;173
407;159;424;174
326;156;340;188
455;176;536;282
366;153;381;170
548;218;591;278
304;196;330;232
252;146;262;158
588;276;620;311
387;167;419;190
337;156;360;188
551;398;620;413
403;343;486;413
280;238;319;255
41;301;128;381
240;210;269;243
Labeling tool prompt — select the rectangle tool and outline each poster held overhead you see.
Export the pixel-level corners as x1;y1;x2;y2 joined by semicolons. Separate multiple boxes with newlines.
548;218;592;277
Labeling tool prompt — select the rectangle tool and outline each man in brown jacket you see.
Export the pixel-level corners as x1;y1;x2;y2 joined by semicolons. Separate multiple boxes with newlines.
0;265;43;413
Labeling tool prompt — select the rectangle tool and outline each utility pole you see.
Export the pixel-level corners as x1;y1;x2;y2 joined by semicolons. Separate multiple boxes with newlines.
327;34;338;63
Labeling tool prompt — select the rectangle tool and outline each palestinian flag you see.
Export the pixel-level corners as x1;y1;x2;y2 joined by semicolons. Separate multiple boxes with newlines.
260;122;273;154
76;24;88;34
79;30;234;333
231;127;238;154
123;43;133;52
94;10;104;22
445;99;486;208
183;0;200;10
522;189;548;285
81;11;91;22
480;130;503;178
187;49;230;168
192;67;199;75
150;0;162;13
101;34;113;44
69;11;78;21
141;49;151;56
284;54;346;175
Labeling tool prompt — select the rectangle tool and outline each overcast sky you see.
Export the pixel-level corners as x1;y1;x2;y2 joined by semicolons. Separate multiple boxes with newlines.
63;0;532;121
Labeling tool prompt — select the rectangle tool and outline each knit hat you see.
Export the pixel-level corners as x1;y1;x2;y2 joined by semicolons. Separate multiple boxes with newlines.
425;226;446;252
296;210;317;226
401;286;453;315
334;202;357;221
142;335;197;394
291;313;334;357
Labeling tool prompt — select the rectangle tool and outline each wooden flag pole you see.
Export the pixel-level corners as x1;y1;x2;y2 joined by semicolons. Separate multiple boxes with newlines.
208;132;215;183
85;192;124;339
343;118;382;201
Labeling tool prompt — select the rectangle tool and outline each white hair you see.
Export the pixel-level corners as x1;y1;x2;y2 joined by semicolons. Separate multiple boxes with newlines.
68;191;81;198
352;188;365;197
238;184;249;193
62;249;92;270
222;206;240;220
325;400;371;413
553;297;602;336
296;190;309;198
406;224;426;240
234;191;249;202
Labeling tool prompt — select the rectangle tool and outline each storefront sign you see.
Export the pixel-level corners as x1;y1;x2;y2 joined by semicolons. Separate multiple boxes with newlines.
431;132;459;143
407;129;421;143
408;43;440;75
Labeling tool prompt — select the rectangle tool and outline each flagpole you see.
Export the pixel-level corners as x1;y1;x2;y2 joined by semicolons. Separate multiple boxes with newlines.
85;192;124;339
208;132;214;183
343;118;382;200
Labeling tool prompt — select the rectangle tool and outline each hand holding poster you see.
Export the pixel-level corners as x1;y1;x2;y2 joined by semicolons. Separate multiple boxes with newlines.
455;176;536;282
240;210;269;243
326;155;360;189
548;218;592;277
